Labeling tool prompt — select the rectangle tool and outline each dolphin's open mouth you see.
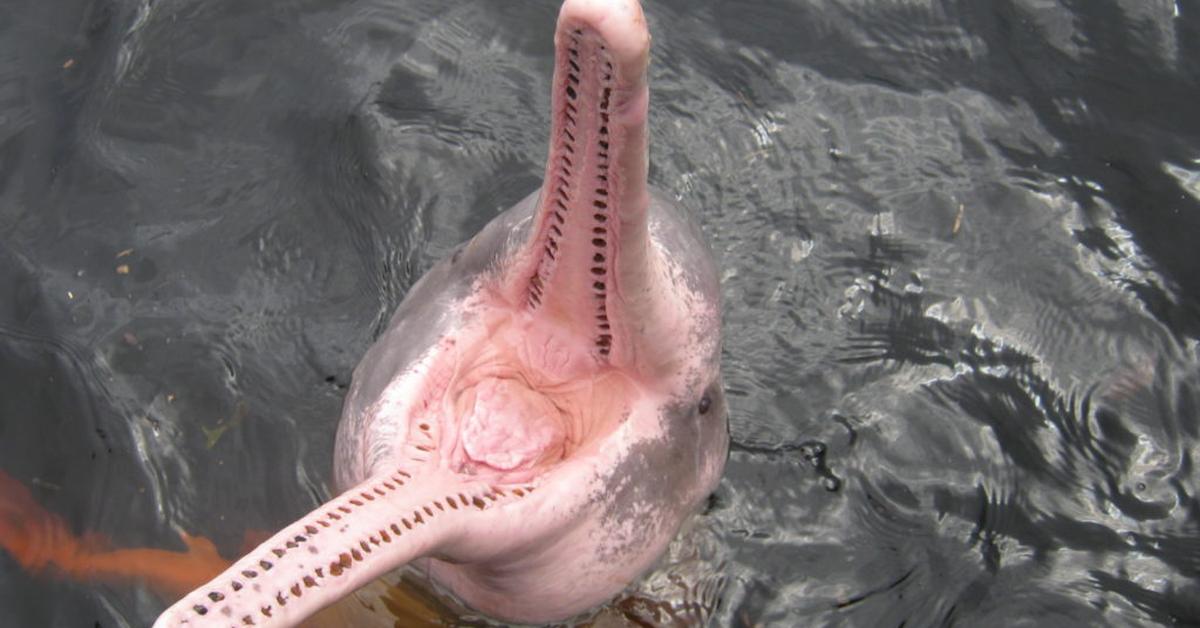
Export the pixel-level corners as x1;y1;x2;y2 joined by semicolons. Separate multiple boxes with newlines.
435;319;637;482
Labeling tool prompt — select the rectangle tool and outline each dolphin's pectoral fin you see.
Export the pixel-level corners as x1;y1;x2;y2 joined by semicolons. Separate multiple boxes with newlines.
155;469;534;627
0;470;230;599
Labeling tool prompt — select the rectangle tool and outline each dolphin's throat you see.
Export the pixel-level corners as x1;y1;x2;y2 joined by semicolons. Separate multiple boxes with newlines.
434;311;635;482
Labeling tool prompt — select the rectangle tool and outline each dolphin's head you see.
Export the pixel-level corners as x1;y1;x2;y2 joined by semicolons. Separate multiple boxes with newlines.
153;1;726;625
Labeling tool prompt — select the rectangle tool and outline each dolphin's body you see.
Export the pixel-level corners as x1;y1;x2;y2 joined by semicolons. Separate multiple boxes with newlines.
155;0;727;624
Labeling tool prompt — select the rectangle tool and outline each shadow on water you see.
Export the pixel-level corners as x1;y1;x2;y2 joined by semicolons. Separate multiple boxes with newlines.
1;0;1199;626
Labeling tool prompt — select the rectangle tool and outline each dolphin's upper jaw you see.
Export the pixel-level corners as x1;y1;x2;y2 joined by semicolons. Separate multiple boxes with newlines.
500;0;684;381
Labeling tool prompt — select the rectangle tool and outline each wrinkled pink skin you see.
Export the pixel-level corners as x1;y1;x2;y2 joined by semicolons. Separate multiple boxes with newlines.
154;0;726;625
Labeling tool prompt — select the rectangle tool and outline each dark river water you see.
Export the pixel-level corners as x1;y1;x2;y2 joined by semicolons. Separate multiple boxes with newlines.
2;0;1198;626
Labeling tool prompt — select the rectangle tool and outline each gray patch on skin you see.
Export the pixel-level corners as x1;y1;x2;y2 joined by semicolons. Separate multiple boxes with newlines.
590;435;674;563
591;377;728;564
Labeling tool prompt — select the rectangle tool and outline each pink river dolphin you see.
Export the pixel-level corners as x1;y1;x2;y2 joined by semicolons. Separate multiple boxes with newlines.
0;0;727;625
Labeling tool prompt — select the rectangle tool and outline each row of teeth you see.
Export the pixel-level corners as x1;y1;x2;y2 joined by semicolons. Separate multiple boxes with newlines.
529;29;615;358
186;470;533;625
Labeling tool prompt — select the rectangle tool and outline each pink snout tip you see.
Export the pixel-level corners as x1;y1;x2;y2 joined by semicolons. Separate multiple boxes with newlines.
557;0;650;83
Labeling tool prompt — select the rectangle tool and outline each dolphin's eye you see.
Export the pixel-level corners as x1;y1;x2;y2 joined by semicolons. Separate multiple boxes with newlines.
698;395;712;415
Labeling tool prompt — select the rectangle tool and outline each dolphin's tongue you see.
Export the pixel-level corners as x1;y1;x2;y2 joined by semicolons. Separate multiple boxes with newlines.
509;0;655;372
459;376;566;471
152;470;531;626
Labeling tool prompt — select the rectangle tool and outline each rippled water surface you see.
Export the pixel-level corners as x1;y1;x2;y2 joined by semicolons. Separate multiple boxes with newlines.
2;0;1198;625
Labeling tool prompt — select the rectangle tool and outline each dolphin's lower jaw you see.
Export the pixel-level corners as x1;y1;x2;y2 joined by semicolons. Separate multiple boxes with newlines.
154;469;536;626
